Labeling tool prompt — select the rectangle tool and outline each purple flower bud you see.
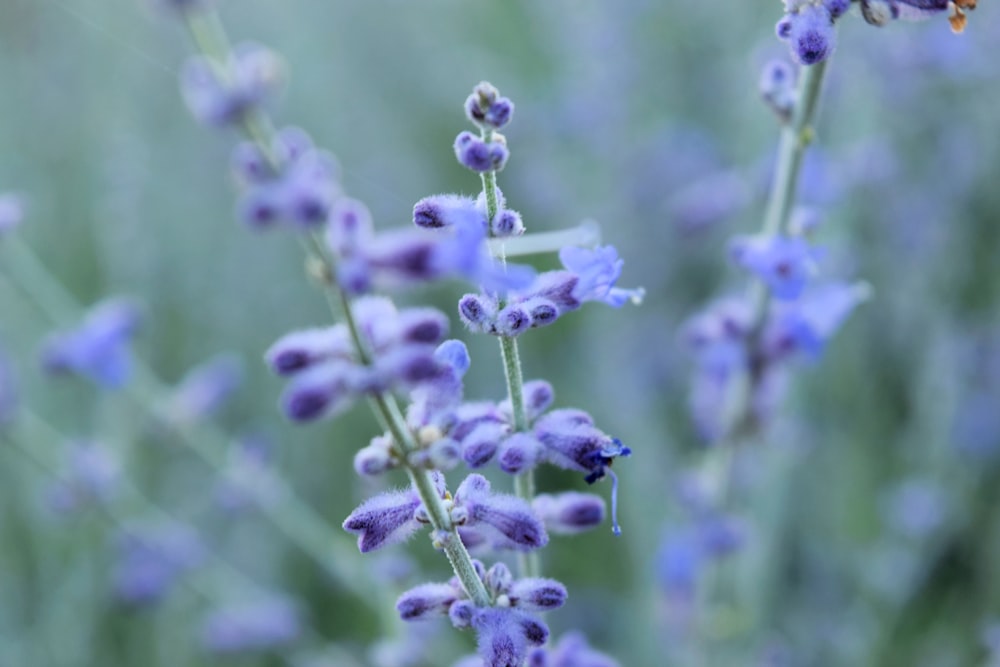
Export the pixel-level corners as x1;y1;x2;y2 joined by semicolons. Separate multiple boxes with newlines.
265;327;352;375
485;562;514;595
327;197;374;258
179;44;282;126
459;294;497;332
398;308;450;344
396;582;460;620
42;298;141;389
342;487;423;553
413;194;484;230
281;150;339;227
280;361;354;422
699;514;750;558
461;422;506;468
509;578;567;612
273;126;316;163
729;235;818;301
454;474;548;551
166;354;243;423
491;209;524;238
449;599;477;629
495;304;532;337
0;193;24;235
471;609;546;667
531;492;606;535
200;596;300;654
788;5;836;65
824;0;851;18
354;435;395;477
497;433;545;474
237;184;283;229
465;83;515;130
230;142;271;184
759;59;797;121
484;98;514;130
776;15;794;38
454;132;493;172
522;298;560;329
488;141;510;172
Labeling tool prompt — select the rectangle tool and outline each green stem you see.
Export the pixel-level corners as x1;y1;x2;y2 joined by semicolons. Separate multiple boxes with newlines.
479;126;540;577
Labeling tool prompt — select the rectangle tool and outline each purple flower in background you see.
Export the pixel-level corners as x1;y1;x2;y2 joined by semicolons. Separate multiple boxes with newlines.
398;561;563;667
46;440;120;514
165;353;243;423
180;42;283;127
112;523;204;606
730;235;819;301
0;193;24;235
764;281;868;359
527;631;621;667
42;298;141;389
558;245;645;308
201;595;301;654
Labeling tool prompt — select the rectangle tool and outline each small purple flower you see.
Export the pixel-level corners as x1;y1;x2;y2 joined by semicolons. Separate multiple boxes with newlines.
42;298;141;389
558;245;644;308
783;5;836;65
465;82;515;130
397;582;462;620
452;474;548;551
180;43;283;127
764;281;868;359
413;194;485;230
730;235;819;301
0;193;24;236
112;523;204;606
472;608;548;667
531;492;606;535
265;327;353;375
200;596;301;654
454;132;510;173
527;631;620;667
165;353;243;423
342;473;446;552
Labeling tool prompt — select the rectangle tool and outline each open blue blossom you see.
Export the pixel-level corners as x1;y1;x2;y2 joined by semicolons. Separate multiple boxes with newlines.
42;298;141;389
764;281;869;359
730;234;820;300
558;245;645;308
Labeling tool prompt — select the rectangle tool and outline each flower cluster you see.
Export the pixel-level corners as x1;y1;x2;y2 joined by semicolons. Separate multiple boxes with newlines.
397;560;566;667
776;0;975;65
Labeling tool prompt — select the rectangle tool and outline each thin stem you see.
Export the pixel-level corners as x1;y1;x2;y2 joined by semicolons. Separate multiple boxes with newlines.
479;125;540;577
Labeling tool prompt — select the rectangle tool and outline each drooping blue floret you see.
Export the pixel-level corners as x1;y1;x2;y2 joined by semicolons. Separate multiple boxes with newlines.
729;234;820;300
42;298;141;389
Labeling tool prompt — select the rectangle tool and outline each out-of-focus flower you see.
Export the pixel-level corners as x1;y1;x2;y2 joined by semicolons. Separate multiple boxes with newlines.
41;298;141;389
200;595;301;654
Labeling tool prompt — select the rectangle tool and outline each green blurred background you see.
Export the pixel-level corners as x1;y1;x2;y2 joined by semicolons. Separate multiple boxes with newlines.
1;0;1000;665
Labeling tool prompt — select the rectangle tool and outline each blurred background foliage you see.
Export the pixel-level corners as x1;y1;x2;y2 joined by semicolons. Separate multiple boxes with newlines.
1;0;999;665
